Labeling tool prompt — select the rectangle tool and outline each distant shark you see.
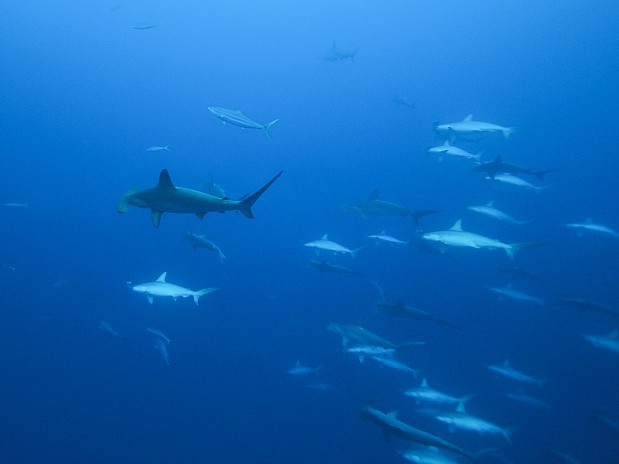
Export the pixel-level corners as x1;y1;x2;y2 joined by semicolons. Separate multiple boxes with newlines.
434;114;515;141
309;259;364;277
321;41;359;61
360;402;478;463
376;300;460;329
422;219;543;260
128;272;219;305
342;190;439;224
473;155;553;180
118;169;282;227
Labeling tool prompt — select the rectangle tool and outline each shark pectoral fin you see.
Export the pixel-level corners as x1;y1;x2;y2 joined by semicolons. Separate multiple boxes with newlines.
147;295;154;304
151;209;163;228
195;212;206;220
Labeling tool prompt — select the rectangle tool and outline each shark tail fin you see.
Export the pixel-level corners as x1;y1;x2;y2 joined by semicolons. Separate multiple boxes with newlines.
350;245;366;258
263;119;280;140
502;127;516;139
507;242;546;260
238;171;283;219
193;287;219;305
117;188;140;213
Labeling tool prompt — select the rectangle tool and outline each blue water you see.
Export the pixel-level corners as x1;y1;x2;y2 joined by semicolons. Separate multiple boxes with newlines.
1;1;619;463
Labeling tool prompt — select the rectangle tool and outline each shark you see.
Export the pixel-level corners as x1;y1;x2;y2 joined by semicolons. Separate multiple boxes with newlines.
147;328;171;345
308;259;364;277
321;41;359;61
98;321;121;337
473;155;553;180
360;403;478;463
304;234;364;257
565;218;619;238
403;378;473;406
327;323;423;352
185;232;226;262
558;298;619;318
428;141;481;161
346;345;396;362
584;330;619;355
154;338;170;365
370;355;419;376
117;169;282;228
487;360;545;386
468;202;531;225
287;361;322;377
376;300;460;329
504;390;550;409
434;114;515;141
342;190;439;224
367;230;408;245
490;284;544;305
128;272;219;305
392;95;416;108
208;106;279;139
422;219;541;260
398;447;461;464
434;402;513;443
489;173;549;193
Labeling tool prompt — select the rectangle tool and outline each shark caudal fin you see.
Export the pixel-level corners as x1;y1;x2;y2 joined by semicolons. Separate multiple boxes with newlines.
117;188;140;213
506;242;546;260
238;171;283;219
192;287;219;305
263;119;280;140
502;127;516;139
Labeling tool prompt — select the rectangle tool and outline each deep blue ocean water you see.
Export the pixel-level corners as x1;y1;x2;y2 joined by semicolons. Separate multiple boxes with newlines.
1;1;619;463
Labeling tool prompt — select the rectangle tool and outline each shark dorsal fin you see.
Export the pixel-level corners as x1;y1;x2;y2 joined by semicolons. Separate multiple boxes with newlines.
369;189;380;201
456;401;467;413
585;218;593;224
321;234;328;240
486;201;495;207
421;378;428;387
463;114;473;122
387;410;398;418
450;219;463;231
157;169;175;190
494;155;502;164
608;330;619;339
156;272;167;282
503;360;511;367
444;140;450;146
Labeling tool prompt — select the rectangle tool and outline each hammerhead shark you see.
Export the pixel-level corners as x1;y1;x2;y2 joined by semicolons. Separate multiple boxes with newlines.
117;169;282;227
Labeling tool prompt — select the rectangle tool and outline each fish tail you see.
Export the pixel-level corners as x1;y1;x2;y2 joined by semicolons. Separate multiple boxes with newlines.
263;119;280;140
193;287;219;305
116;188;140;213
502;127;516;139
238;171;283;219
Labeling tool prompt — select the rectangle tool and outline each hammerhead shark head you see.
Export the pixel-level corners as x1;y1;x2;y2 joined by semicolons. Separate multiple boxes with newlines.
118;169;282;227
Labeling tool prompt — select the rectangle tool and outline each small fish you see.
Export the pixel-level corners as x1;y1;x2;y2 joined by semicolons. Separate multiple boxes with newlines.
145;145;170;152
208;106;279;140
132;23;158;30
3;202;28;208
